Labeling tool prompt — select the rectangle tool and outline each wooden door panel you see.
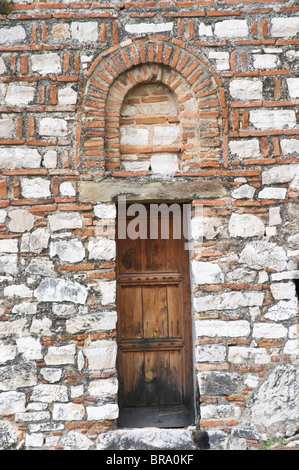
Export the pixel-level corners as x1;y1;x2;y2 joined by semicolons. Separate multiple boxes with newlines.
117;204;194;428
118;236;141;273
121;349;183;407
167;285;181;338
142;285;168;338
119;285;143;339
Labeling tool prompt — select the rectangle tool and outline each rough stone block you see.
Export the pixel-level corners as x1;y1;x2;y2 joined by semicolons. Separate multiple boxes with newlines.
192;260;224;285
86;404;119;421
258;187;287;199
34;278;88;304
0;118;14;138
229;79;263;101
0;26;26;44
39;118;68;137
83;340;117;371
50;239;85;263
48;212;82;232
21;228;50;253
229;139;260;159
214;20;248;37
88;238;116;260
52;403;85;421
31;53;61;75
228;347;270;364
120;128;149;146
253;54;279;69
208;51;230;70
153;127;180;146
44;344;76;366
71;22;99;42
0;148;41;169
249;110;297;130
194;292;264;313
5;85;35;106
150;154;178;174
286;78;299;99
228;213;265;238
8;209;34;233
271;17;299;38
0;392;26;415
240;241;287;271
58;86;78;105
125;22;173;34
20;177;51;199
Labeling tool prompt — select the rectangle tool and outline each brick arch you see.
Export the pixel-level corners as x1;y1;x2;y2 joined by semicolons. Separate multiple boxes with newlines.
77;37;228;173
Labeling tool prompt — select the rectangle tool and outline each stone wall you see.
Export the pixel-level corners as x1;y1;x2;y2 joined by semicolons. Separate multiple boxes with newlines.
0;0;298;451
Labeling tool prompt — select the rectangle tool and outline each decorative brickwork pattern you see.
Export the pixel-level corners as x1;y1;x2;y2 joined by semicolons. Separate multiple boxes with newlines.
0;0;298;451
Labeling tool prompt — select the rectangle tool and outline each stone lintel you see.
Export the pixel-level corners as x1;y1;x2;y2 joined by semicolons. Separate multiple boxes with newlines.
79;179;227;204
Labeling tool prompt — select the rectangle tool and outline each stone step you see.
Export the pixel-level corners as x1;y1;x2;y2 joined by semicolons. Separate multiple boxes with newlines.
97;427;205;451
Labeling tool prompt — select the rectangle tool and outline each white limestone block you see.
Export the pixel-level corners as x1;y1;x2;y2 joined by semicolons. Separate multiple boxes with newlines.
249;110;296;130
0;26;26;44
58;86;78;105
20;177;51;199
229;213;265;238
198;23;213;36
280;139;299;155
253;54;279;69
48;212;82;232
229;79;263;101
39;118;68;136
150;154;178;174
45;344;76;366
240;241;287;271
84;340;117;371
31;53;62;75
153;126;180;146
195;319;251;337
0;148;41;169
5;84;35;106
53;403;85;421
258;187;287;199
253;323;288;339
88;238;116;260
271;17;299;38
21;228;50;253
229;139;260;159
50;239;85;263
94;203;116;219
34;278;88;304
8;209;34;233
194;292;264;313
0;118;14;138
43;150;58;169
232;184;256;199
192;261;224;285
120;128;149;146
71;22;99;42
214;20;248;38
87;404;119;421
125;22;173;34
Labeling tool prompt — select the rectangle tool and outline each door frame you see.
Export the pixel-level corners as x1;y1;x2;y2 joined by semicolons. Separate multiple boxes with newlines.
115;199;198;428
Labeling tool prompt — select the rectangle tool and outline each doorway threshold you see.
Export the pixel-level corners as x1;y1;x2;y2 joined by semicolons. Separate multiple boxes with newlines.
96;426;199;451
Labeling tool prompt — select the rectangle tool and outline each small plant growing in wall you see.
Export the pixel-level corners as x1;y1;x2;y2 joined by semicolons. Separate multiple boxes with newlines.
0;1;14;15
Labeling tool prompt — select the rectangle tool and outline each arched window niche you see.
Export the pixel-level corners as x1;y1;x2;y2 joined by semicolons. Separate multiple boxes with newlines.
78;38;228;176
120;79;181;174
105;63;199;175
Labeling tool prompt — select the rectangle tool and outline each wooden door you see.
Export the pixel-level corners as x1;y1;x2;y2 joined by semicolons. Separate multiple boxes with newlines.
116;203;194;428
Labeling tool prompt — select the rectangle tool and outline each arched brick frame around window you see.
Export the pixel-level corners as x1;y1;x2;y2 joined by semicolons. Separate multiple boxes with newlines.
76;36;228;174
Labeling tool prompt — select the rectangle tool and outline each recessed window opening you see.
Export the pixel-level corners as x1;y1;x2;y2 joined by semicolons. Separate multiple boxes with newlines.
120;82;181;174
